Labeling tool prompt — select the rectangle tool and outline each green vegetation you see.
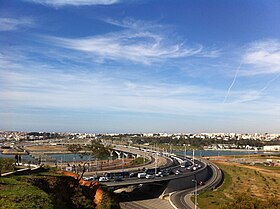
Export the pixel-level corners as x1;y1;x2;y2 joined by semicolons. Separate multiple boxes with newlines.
196;162;280;209
0;168;92;209
220;193;280;209
0;158;15;174
67;144;83;155
130;157;148;166
100;186;120;209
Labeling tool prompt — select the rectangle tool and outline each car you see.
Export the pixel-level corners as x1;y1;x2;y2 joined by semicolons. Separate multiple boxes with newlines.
168;169;175;175
146;174;155;179
129;172;137;177
99;177;109;182
161;171;169;176
155;172;162;177
199;181;204;185
175;170;183;175
83;177;91;181
83;176;96;181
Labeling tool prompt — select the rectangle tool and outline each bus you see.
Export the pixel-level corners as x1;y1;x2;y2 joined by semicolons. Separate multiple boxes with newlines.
105;171;130;179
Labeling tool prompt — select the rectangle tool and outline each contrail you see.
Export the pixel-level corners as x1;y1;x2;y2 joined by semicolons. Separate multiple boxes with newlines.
223;62;242;103
259;72;280;93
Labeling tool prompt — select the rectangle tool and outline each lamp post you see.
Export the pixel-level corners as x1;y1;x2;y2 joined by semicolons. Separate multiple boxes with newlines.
192;179;197;209
192;149;195;162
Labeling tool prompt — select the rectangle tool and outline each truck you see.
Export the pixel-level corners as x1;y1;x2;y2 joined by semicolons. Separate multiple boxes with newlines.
137;173;146;179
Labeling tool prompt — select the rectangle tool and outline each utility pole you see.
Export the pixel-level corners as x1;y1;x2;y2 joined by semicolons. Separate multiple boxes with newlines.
192;179;197;209
192;149;195;162
155;144;157;175
122;153;124;171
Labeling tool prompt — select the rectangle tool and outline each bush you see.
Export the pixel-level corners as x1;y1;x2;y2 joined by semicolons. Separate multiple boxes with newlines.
0;158;15;174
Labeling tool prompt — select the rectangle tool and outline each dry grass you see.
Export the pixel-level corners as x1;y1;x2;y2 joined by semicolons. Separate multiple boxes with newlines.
197;157;280;209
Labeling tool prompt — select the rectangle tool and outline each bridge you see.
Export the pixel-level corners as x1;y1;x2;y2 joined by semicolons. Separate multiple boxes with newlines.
97;146;223;209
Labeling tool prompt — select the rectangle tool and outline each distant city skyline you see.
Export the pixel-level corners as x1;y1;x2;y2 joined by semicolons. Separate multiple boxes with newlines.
1;0;280;133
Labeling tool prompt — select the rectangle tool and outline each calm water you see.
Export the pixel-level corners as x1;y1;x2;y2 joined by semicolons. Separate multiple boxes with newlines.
49;153;117;162
0;152;35;162
49;153;96;162
1;149;271;163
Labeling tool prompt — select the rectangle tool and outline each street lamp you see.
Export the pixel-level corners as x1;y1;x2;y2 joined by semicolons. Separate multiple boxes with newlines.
192;179;198;209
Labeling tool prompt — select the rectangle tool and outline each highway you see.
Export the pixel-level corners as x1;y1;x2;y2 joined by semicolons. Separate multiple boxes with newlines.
103;159;205;187
84;145;222;209
170;160;223;209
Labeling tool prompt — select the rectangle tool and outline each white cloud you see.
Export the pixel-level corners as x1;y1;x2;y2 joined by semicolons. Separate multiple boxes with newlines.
104;18;162;30
1;53;279;118
43;30;214;64
242;39;280;75
0;17;35;31
25;0;120;6
2;48;280;133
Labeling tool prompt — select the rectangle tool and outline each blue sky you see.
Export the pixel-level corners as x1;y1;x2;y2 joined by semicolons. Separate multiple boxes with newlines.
1;0;280;133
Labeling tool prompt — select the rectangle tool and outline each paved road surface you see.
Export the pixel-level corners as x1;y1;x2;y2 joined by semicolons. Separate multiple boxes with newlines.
120;198;174;209
170;160;223;209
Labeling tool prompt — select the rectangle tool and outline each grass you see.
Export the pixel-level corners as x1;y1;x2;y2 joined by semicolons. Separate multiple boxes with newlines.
196;162;280;209
130;157;148;166
193;169;232;208
0;169;92;209
253;164;280;171
0;177;53;209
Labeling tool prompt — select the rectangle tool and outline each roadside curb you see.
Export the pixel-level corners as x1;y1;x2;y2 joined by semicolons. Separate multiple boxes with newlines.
169;192;179;209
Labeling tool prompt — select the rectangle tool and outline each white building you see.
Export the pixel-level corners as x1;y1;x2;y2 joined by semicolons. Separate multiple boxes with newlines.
263;145;280;151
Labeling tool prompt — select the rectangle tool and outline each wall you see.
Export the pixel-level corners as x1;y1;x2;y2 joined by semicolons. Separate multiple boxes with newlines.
162;165;212;195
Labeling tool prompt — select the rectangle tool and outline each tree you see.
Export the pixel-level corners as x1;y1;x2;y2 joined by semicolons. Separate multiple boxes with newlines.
67;144;82;155
88;140;110;171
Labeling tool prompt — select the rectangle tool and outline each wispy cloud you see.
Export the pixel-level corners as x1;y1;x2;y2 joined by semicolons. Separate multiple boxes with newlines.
2;44;280;133
241;39;280;75
1;50;279;117
44;34;202;64
24;0;122;6
104;17;162;30
0;17;35;31
0;49;221;115
42;18;218;64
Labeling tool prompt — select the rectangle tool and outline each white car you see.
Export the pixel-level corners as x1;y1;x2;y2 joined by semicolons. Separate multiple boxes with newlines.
175;170;183;175
155;172;162;177
99;177;109;182
146;174;155;179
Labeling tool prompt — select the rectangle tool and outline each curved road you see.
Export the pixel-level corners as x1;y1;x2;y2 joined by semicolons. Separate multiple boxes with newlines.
170;160;223;209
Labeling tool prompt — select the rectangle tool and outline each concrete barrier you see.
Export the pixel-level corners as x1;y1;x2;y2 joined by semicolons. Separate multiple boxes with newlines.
0;164;42;177
162;165;212;195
